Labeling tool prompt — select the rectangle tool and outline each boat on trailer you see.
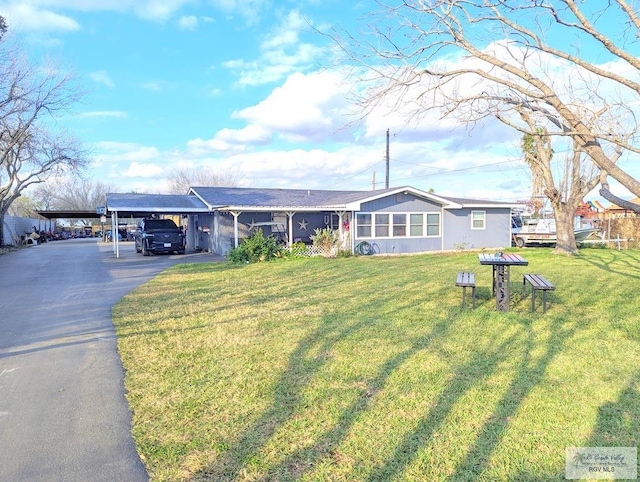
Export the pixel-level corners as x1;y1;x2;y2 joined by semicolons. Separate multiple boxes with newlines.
511;214;600;247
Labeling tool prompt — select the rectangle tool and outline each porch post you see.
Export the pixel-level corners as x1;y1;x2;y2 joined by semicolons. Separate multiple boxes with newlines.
229;211;241;248
286;212;295;247
351;211;356;253
336;211;345;248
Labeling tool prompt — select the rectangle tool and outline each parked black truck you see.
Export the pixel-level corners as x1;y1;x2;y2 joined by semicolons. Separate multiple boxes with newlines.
134;218;185;256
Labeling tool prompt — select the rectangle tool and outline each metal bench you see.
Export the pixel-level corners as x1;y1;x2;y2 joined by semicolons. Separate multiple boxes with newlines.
456;272;476;308
522;274;556;313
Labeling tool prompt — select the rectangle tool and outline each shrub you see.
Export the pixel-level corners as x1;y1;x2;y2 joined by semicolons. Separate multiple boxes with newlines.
287;241;309;258
309;227;340;257
227;228;282;263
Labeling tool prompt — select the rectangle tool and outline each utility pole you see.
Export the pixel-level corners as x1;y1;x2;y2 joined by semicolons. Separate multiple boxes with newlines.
372;171;376;191
385;128;390;189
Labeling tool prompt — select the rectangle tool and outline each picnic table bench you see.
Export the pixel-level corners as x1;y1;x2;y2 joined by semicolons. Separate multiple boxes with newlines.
455;271;476;309
522;274;556;313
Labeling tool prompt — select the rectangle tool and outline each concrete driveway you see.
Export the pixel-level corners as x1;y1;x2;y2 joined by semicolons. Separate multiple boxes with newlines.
0;238;223;481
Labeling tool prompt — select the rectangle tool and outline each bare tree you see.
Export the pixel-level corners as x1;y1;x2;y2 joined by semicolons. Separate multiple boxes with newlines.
165;166;242;194
0;36;87;246
520;120;600;253
7;193;39;218
333;0;640;253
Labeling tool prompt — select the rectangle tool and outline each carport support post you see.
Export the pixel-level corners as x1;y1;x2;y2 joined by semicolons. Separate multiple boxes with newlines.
230;211;241;248
113;211;120;258
111;212;116;254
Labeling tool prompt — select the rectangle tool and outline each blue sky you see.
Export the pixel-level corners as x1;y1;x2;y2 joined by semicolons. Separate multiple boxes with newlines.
0;0;637;204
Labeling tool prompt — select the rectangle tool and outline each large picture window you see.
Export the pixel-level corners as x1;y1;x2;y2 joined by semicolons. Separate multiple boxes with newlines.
356;212;440;238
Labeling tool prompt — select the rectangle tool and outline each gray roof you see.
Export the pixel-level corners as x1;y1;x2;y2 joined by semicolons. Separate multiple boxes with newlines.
440;195;516;206
189;186;400;209
105;187;517;216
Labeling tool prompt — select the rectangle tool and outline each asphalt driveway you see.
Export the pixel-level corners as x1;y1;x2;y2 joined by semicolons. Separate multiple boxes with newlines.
0;238;223;481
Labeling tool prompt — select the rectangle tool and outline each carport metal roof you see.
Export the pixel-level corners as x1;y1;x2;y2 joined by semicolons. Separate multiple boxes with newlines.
106;193;209;216
36;210;103;219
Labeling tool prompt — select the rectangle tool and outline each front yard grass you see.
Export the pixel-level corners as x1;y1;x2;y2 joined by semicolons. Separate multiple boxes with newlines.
112;248;640;481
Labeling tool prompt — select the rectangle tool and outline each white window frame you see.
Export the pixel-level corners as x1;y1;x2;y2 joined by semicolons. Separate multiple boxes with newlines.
471;210;486;230
355;212;441;238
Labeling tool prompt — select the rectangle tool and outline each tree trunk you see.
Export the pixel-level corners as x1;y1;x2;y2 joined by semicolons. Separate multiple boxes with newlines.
553;205;578;255
0;210;5;248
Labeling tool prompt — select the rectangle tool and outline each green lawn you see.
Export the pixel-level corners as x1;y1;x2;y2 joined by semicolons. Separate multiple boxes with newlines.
112;248;640;481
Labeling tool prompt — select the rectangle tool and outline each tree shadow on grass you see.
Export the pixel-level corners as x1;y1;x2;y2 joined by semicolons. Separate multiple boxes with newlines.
363;315;581;482
586;373;640;448
191;309;455;481
443;316;580;481
578;250;640;280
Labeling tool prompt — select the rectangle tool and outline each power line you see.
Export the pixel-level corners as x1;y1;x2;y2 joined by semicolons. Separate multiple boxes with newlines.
320;153;523;191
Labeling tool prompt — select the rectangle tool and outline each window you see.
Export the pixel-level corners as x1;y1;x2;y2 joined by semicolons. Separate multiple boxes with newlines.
356;212;440;238
410;214;423;236
393;214;406;236
375;214;389;237
471;210;486;230
427;214;440;236
356;213;372;237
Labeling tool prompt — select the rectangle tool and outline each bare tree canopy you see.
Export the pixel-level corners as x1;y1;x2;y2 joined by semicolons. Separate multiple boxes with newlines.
165;166;243;194
0;35;88;246
334;0;640;211
33;177;119;211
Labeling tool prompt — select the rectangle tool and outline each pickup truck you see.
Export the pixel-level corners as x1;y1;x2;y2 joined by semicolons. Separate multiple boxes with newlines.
134;218;185;256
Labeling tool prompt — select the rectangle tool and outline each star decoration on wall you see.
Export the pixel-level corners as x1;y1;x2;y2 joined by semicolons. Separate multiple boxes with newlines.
298;218;308;230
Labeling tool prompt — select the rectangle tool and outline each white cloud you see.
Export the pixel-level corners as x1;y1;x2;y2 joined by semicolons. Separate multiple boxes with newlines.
0;0;196;29
223;9;322;87
233;71;354;143
0;3;80;32
96;141;161;162
186;138;246;156
89;70;115;89
177;14;197;30
209;0;267;25
216;124;272;145
125;162;164;178
260;10;306;49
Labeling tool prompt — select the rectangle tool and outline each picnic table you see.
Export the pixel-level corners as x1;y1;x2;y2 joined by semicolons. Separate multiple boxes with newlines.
478;253;528;311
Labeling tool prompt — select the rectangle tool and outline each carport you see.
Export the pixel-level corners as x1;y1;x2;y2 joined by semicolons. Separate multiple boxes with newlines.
35;210;104;238
105;193;210;258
